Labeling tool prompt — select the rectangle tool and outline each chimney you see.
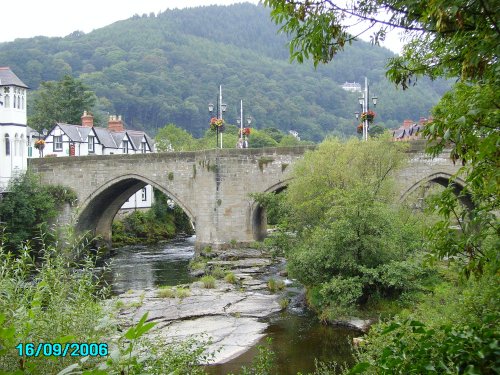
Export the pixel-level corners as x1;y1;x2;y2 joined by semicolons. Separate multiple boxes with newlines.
403;119;414;128
81;111;94;127
108;115;124;132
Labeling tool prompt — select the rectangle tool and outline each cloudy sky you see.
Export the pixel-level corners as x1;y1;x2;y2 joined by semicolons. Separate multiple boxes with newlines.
1;0;402;53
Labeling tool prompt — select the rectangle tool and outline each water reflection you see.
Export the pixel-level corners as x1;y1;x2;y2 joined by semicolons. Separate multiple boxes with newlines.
207;310;355;375
102;236;196;295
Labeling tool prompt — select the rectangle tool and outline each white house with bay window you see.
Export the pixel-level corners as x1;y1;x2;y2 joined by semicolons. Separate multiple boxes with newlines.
0;67;29;193
41;112;155;211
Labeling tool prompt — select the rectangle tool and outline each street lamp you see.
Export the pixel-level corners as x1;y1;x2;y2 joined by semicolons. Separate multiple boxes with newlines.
208;85;227;148
236;100;252;148
354;77;378;141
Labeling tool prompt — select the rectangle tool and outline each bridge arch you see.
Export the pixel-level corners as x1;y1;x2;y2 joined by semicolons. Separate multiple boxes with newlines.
400;172;473;210
251;179;291;241
76;174;196;245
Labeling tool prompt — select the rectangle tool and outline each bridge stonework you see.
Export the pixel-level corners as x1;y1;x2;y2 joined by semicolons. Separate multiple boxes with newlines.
28;142;461;250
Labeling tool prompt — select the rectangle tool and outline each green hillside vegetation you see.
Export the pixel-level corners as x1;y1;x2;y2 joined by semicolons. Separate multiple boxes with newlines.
0;3;448;141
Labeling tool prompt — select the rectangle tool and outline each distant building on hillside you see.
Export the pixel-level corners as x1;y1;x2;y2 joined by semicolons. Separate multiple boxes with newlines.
392;117;430;141
341;82;362;92
289;130;300;140
0;67;29;193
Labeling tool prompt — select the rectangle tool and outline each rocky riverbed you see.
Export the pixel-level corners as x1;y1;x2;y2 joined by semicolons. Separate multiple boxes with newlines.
113;248;284;364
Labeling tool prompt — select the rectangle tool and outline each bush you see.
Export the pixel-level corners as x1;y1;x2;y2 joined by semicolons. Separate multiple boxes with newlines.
351;316;500;374
0;231;210;374
0;173;71;252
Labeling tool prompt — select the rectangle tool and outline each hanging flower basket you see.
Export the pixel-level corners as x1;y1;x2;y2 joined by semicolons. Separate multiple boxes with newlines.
209;117;225;132
34;139;45;150
356;124;363;134
360;110;376;123
239;127;251;137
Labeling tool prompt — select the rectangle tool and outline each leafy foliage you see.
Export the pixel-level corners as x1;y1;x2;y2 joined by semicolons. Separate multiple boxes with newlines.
0;173;77;252
0;230;215;374
112;189;193;247
263;0;499;277
267;137;427;317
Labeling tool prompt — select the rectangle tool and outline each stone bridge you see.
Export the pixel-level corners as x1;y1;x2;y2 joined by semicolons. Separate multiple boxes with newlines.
29;141;463;250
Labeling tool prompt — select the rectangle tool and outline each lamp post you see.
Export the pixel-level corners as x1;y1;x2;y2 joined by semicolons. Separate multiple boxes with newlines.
236;100;252;148
208;85;227;149
354;77;378;141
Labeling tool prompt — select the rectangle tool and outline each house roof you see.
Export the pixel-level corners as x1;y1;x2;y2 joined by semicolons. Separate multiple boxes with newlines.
56;123;92;142
127;130;154;150
393;122;424;139
93;127;119;148
46;121;154;151
0;67;29;88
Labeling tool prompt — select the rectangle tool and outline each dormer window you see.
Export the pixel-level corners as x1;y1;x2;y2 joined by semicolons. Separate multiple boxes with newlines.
141;141;147;153
122;140;129;154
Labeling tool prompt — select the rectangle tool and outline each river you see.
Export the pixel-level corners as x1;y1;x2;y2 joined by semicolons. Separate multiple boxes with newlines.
103;237;357;374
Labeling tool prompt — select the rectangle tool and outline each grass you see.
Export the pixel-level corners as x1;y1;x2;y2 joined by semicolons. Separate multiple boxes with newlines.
157;286;176;298
224;272;238;285
157;286;191;299
211;265;227;279
201;275;216;289
189;257;208;271
176;287;191;299
279;298;290;309
267;278;285;293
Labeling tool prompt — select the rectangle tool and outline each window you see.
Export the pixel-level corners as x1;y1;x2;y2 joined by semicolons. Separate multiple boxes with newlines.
141;141;147;153
4;134;10;156
122;140;129;154
4;95;9;108
141;188;147;201
88;135;95;153
53;136;63;151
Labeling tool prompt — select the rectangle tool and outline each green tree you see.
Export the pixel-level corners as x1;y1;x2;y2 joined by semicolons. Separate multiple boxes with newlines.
0;173;57;251
155;123;195;152
28;75;97;131
280;137;425;317
263;0;499;275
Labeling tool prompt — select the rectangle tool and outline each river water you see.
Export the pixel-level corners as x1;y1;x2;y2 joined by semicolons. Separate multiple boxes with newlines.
103;237;356;374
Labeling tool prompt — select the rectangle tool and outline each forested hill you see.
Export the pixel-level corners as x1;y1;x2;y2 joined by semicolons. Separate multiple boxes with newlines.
0;3;449;140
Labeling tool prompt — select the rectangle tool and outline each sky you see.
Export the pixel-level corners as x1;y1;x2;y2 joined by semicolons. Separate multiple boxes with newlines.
1;0;402;53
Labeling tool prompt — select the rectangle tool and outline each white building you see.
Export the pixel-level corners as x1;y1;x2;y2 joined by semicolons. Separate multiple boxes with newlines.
0;67;29;192
341;82;362;92
42;112;155;211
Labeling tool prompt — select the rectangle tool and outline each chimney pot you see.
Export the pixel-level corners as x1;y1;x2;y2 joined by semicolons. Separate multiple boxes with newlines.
108;114;124;132
81;111;94;127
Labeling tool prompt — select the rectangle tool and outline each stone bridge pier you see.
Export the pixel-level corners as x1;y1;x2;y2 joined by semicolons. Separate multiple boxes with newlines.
29;142;463;250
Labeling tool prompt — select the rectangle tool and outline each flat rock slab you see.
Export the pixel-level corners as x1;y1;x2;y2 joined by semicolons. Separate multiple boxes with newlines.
155;315;268;363
115;278;282;364
207;258;272;269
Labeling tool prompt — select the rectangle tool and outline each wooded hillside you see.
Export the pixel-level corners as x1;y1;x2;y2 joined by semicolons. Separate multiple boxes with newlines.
0;3;449;140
